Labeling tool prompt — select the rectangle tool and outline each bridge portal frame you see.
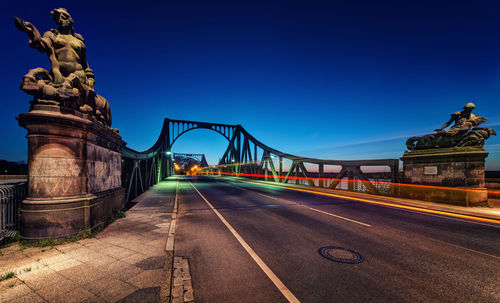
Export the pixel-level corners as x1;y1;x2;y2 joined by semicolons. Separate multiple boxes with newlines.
122;118;238;201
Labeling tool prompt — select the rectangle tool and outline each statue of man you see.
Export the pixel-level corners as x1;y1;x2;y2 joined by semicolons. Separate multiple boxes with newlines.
14;8;111;126
434;102;481;135
406;102;495;150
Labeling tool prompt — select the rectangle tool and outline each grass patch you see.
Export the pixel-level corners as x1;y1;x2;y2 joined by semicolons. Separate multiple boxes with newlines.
473;203;493;208
19;223;108;249
109;210;126;223
34;239;57;247
0;272;15;282
7;208;127;250
92;225;104;237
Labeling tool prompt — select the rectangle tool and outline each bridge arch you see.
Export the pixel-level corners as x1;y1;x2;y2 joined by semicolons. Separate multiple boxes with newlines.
169;120;235;146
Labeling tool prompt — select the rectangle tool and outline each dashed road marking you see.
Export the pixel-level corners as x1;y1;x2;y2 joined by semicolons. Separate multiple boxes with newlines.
218;177;500;259
225;178;500;226
306;207;371;227
215;179;371;227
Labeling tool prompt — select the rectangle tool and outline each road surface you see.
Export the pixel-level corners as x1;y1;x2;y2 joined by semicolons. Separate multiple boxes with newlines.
172;176;500;303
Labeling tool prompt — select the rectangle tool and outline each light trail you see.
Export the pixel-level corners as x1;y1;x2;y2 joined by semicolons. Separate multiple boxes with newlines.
210;177;500;226
199;170;500;195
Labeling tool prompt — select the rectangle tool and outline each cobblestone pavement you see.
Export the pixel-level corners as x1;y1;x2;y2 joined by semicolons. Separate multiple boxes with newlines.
0;182;175;303
171;257;194;303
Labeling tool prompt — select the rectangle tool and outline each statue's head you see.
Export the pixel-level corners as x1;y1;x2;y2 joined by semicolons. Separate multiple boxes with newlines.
463;102;475;112
50;8;74;28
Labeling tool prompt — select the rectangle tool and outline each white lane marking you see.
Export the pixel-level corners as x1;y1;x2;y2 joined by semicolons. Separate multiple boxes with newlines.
188;180;301;303
216;179;371;227
426;237;500;260
166;181;179;252
306;207;371;227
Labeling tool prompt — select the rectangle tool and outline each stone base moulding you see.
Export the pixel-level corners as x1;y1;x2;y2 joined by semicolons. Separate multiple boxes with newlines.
17;103;126;240
401;147;489;206
20;188;125;240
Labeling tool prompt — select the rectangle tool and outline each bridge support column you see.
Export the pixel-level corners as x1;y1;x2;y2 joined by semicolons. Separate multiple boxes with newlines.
17;105;126;241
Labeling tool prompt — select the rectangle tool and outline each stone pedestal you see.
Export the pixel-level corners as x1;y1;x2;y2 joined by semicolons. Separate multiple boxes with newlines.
17;104;126;240
400;147;488;206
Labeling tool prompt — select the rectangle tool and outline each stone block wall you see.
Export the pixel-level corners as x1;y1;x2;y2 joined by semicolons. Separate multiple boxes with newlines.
401;147;488;206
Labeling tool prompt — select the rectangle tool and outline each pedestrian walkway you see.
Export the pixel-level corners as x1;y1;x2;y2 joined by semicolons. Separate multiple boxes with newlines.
0;181;176;303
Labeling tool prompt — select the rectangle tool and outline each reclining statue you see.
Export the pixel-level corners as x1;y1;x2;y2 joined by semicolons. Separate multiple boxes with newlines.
14;8;112;127
406;103;496;150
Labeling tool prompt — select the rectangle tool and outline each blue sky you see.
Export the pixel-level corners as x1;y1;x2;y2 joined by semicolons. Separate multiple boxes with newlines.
1;0;499;169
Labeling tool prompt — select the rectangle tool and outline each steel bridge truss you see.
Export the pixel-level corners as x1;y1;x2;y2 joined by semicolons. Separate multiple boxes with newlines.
214;126;399;195
121;118;399;202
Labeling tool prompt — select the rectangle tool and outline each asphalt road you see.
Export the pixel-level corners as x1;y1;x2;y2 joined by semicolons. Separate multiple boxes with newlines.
173;176;500;303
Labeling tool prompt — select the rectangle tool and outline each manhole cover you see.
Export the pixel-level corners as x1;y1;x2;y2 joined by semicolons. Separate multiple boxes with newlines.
318;246;364;264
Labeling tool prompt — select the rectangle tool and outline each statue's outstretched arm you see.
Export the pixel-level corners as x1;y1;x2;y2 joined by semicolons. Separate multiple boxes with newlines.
14;17;64;84
14;17;46;52
435;116;454;132
14;17;54;54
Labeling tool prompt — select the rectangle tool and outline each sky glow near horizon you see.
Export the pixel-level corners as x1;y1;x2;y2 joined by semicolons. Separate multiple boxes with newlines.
0;1;499;170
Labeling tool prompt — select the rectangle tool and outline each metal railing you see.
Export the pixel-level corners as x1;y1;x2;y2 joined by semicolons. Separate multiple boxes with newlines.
0;181;27;240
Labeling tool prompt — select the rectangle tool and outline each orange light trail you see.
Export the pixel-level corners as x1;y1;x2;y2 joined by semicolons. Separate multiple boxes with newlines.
199;170;500;195
211;177;500;225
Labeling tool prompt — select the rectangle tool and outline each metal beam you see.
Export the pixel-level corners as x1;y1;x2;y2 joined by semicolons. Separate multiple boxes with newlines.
297;162;315;187
328;168;347;190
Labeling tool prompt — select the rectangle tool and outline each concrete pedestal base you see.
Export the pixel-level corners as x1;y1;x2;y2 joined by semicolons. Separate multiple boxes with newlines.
401;147;488;206
17;104;126;240
20;189;124;240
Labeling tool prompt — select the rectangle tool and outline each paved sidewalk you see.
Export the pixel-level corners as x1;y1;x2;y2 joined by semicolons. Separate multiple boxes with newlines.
0;182;176;303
